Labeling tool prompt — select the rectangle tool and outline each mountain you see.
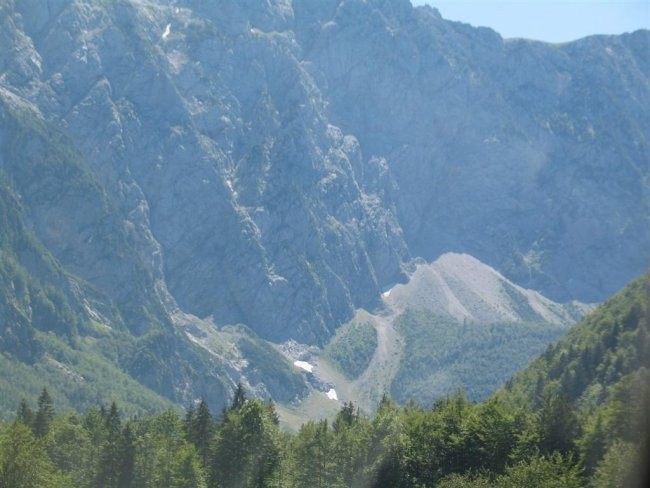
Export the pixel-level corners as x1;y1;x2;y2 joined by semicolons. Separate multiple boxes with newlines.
383;253;589;325
499;271;649;479
307;253;589;414
297;0;650;302
0;0;648;413
2;274;646;488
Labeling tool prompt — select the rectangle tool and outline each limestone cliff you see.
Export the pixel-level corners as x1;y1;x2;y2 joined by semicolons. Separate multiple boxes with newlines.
0;0;647;411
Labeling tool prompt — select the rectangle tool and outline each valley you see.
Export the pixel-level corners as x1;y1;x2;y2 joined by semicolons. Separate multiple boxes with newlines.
0;0;648;485
275;253;591;425
2;270;647;487
0;0;647;427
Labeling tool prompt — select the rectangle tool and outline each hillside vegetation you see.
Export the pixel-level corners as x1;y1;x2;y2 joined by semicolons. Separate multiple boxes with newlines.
317;253;586;408
1;273;647;487
500;271;650;478
392;309;567;403
322;318;378;380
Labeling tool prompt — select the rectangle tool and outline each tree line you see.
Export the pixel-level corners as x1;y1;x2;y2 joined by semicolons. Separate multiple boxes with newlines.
0;381;646;488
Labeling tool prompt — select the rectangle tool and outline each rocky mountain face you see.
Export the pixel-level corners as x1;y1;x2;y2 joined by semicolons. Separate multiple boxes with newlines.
296;0;650;302
0;0;648;411
309;253;592;411
1;0;409;346
384;253;590;325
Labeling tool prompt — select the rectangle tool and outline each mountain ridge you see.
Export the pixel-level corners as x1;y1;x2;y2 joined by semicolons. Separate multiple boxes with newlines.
286;252;589;419
0;0;648;412
384;252;591;325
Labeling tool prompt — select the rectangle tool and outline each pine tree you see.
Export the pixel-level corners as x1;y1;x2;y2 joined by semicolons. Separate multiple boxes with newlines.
184;404;195;439
187;399;213;467
105;401;122;436
33;388;55;437
231;382;247;411
15;399;34;427
95;402;122;488
331;402;371;487
117;422;136;488
211;399;280;488
332;401;356;434
537;388;578;456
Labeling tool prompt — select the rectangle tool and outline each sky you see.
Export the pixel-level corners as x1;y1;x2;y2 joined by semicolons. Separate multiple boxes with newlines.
411;0;650;43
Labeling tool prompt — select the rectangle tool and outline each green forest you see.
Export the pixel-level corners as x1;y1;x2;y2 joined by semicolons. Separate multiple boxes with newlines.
1;272;648;488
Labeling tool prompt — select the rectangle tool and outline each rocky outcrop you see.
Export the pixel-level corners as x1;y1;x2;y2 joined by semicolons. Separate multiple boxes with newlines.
1;0;410;345
298;0;650;302
384;253;591;325
0;0;648;410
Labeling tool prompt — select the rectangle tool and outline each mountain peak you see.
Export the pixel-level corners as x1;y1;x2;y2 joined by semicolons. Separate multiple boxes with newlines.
384;253;589;325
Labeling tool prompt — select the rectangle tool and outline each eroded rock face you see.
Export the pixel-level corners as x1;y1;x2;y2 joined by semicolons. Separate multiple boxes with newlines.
297;0;650;302
1;0;410;344
0;0;648;408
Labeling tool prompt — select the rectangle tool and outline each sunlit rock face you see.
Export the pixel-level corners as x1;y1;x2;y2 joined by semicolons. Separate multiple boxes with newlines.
0;0;648;383
296;0;650;302
1;0;411;345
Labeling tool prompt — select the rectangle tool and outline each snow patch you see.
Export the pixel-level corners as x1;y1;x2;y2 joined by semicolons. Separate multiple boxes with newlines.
326;388;338;401
294;360;314;373
162;23;171;40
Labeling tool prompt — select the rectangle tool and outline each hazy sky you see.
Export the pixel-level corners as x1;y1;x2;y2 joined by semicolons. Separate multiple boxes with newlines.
411;0;650;43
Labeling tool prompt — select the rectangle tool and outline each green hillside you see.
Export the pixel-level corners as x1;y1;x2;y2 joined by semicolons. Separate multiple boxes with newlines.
1;273;648;487
322;317;378;380
0;181;175;417
499;271;650;479
502;271;649;407
0;96;315;416
391;309;568;403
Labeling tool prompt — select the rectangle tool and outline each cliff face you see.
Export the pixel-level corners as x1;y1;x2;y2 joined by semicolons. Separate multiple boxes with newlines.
1;0;409;345
0;0;648;410
296;0;649;302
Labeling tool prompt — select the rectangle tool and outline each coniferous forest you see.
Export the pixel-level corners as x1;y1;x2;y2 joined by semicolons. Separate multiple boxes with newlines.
1;273;648;488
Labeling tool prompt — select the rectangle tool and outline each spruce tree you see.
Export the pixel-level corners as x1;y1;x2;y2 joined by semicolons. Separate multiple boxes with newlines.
117;422;136;488
231;382;247;411
184;404;195;439
188;399;213;467
33;388;55;437
211;399;280;488
95;402;122;488
537;388;578;456
15;399;34;427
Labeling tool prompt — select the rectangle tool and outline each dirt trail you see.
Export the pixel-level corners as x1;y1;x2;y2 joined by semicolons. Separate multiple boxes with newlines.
302;306;405;414
350;308;404;412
